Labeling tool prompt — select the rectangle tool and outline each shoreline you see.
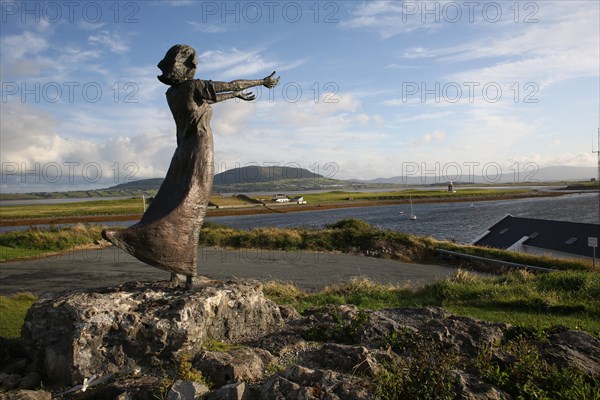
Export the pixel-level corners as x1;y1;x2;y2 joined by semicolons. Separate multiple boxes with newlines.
0;191;568;228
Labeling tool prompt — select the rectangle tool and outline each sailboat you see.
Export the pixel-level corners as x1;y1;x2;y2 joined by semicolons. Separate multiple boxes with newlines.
409;196;417;220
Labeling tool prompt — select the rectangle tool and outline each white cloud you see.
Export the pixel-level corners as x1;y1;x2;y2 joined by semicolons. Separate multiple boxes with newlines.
395;112;452;123
78;21;107;31
507;152;596;168
187;21;226;33
198;48;263;73
0;101;176;189
0;30;52;77
343;0;444;38
411;129;446;146
398;5;599;88
88;31;129;54
548;140;561;148
355;113;370;125
385;63;418;69
211;100;257;136
197;48;303;80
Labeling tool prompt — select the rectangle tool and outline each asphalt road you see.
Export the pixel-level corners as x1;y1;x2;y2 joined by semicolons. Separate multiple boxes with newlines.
0;246;459;295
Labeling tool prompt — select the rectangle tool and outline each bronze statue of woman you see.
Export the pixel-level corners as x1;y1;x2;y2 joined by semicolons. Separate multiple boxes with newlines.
102;44;279;283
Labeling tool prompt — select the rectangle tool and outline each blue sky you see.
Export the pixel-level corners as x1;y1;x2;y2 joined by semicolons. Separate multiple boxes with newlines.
1;0;599;192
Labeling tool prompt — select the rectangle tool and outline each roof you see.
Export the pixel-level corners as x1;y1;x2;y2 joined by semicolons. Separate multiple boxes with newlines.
474;215;599;258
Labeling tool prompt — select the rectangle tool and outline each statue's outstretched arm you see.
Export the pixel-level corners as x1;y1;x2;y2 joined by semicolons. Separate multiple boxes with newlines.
207;91;256;104
212;71;280;93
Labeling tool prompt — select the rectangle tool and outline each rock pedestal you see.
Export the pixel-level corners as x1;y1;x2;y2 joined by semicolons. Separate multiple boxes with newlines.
9;281;600;399
21;280;290;386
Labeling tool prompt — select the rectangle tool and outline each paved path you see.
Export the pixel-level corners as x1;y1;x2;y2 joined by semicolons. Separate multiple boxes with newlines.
0;246;459;295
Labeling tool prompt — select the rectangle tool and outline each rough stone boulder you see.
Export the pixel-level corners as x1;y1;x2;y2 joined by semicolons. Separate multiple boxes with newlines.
21;280;294;386
194;347;275;388
259;365;372;400
7;285;600;399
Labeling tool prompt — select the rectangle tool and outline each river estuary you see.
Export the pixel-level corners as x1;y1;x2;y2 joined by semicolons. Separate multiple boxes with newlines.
2;192;596;243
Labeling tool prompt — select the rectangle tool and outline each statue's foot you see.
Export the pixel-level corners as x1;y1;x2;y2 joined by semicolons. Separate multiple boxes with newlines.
169;273;186;286
101;229;115;243
169;274;212;289
186;275;213;289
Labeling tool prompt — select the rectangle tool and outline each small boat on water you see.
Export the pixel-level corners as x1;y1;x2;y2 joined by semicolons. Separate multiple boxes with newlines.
410;196;417;220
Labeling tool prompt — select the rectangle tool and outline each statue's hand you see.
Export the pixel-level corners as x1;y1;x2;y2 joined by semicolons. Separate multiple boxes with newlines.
263;71;280;89
234;91;256;101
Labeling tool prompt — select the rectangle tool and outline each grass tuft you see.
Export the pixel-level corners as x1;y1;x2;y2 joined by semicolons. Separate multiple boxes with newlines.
0;224;108;261
198;218;595;272
264;272;600;336
0;292;37;338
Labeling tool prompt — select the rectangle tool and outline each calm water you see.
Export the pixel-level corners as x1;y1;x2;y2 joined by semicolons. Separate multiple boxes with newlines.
1;193;598;243
206;193;599;243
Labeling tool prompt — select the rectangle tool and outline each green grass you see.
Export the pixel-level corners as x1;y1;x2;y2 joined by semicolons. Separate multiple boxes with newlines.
436;241;592;271
1;219;594;271
1;189;542;221
0;189;158;201
209;195;257;207
0;195;249;220
0;245;44;261
0;251;595;400
199;219;595;271
0;198;145;220
301;188;532;204
264;271;600;336
0;292;36;337
0;224;106;261
1;270;598;353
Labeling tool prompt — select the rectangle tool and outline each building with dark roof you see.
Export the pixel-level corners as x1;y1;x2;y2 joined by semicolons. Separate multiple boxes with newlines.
472;215;599;261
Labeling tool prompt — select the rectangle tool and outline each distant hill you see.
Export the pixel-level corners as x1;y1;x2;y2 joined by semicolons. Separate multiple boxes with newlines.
213;166;323;185
108;178;164;191
363;166;598;185
100;166;338;193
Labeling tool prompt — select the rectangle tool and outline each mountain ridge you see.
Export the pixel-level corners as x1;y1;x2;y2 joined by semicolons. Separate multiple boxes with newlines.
361;166;598;185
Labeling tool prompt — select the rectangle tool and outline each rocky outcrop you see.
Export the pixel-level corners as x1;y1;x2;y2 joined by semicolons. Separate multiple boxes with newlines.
1;389;52;400
20;280;292;386
259;365;372;400
194;347;275;388
2;280;599;399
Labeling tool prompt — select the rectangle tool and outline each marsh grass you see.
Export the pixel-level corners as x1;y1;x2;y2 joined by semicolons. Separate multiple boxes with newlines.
1;218;595;271
263;272;600;335
1;189;538;221
302;188;532;204
0;224;107;261
200;219;595;271
0;198;144;220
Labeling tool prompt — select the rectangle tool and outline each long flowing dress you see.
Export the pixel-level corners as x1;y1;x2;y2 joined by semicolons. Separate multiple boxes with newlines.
103;79;216;276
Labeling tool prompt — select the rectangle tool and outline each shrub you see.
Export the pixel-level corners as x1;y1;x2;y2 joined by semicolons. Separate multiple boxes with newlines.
536;271;590;293
375;340;460;400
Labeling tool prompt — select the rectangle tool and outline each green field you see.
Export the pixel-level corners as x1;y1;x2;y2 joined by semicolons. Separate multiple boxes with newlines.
0;224;107;262
209;195;258;207
301;188;532;204
0;195;249;220
264;271;600;336
0;198;145;220
0;189;540;221
0;189;157;201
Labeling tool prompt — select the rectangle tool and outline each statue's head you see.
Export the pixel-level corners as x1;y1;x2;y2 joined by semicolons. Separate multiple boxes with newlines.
157;44;198;86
